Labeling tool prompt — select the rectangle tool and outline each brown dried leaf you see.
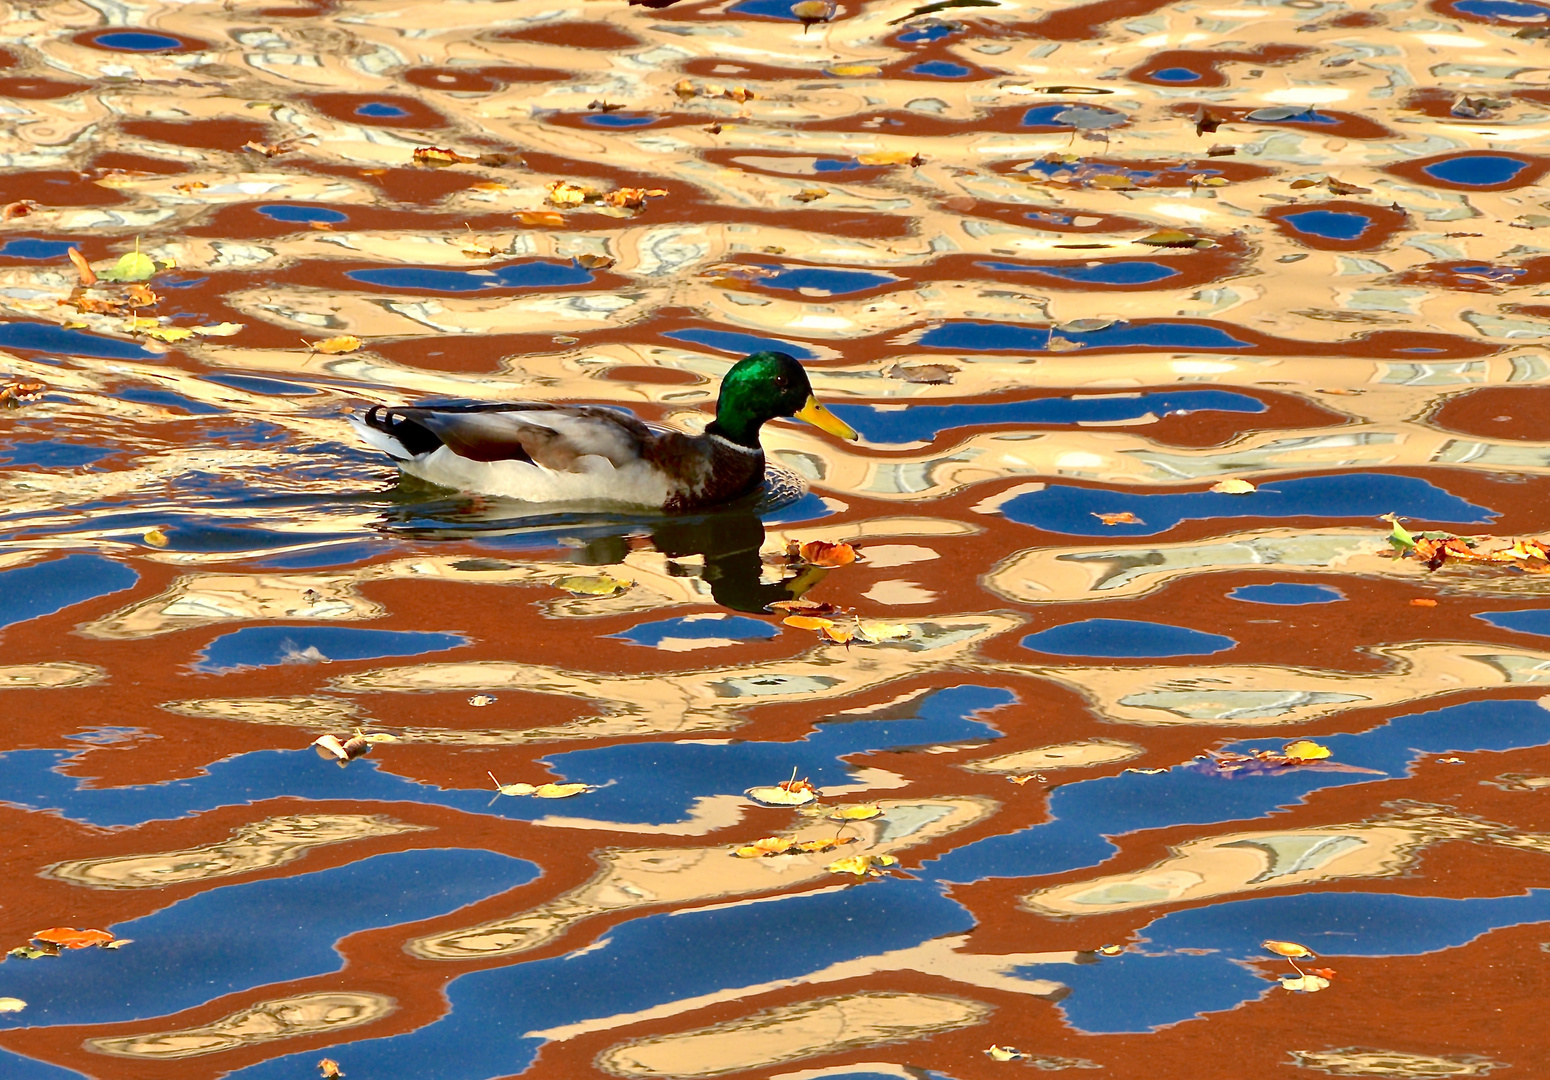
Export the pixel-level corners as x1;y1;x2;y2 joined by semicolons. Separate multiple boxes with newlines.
793;188;829;203
1093;511;1142;525
67;247;96;285
1;199;37;219
799;540;860;567
313;335;363;355
413;146;477;167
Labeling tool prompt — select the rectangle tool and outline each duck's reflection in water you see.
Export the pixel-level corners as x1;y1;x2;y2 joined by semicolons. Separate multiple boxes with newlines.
371;475;826;613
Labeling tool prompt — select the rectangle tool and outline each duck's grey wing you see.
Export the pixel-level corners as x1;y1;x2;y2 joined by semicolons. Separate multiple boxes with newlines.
362;404;656;471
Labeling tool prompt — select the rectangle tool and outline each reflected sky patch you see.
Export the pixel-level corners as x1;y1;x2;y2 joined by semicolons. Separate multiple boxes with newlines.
751;263;897;294
664;327;818;359
611;613;777;648
348;260;593;293
1421;153;1531;186
1281;209;1371;241
257;204;348;224
192;625;468;673
1;848;537;1027
831;389;1260;444
998;473;1492;536
919;320;1250;352
0;322;160;360
1228;582;1344;606
978;260;1181;286
0;554;137;632
1022;619;1234;658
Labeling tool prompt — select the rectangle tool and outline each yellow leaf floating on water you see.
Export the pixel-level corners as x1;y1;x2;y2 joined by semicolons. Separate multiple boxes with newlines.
313;335;362;354
554;573;631;596
986;1046;1023;1062
829;804;882;821
1278;974;1330;993
1136;229;1213;249
1211;478;1257;494
143;527;170;548
1282;740;1331;762
141;325;194;342
827;853;898;877
1262;939;1315;959
318;1059;344;1079
856;150;918;166
745;777;818;806
856;620;911;643
784;615;833;631
533;783;587;799
793;188;829;203
0;998;26;1013
546;180;599;208
193;322;245;337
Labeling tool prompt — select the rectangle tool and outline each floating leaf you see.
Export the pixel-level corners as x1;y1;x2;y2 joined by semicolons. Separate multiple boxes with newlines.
318;1060;344;1079
1278;974;1330;992
312;734;372;766
857;150;917;166
856;620;911;643
1263;939;1315;959
575;254;616;270
99;250;156;283
1098;944;1123;955
800;540;859;567
68;247;96;285
784;614;834;631
1136;229;1211;249
986;1046;1023;1062
885;362;956;384
1282;740;1330;762
533;782;588;799
1246;105;1314;122
1210;478;1256;494
829;804;882;821
602;187;667;210
0;380;45;408
142;527;170;548
827;853;898;876
1383;513;1416;552
746;783;818;807
791;0;835;27
1094;511;1142;525
517;211;566;227
490;775;537;796
1411;598;1438;607
820;622;856;644
769;599;840;615
193;322;245;337
826;64;881;77
469;694;497;707
313;335;362;355
7;945;54;960
33;927;114;949
0;997;24;1012
793;188;829;203
141;325;193;343
546;180;599;209
554;573;631;596
414;146;477;167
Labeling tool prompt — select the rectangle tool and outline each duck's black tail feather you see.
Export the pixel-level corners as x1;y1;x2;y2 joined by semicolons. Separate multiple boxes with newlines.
353;406;445;460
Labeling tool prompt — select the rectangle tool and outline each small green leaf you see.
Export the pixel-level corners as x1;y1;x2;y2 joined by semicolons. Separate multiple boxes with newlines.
99;251;157;282
1382;512;1416;552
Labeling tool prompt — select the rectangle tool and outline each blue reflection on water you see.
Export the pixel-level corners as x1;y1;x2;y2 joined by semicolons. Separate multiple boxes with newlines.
0;440;116;467
1422;153;1531;186
1023;619;1234;658
753;264;897;293
898;22;960;41
830;389;1260;444
0;1051;87;1080
612;614;777;647
348;260;593;292
0;322;160;360
582;112;657;127
1475;609;1550;636
664;327;818;359
0;554;137;631
919;320;1250;352
927;697;1550;885
998;472;1492;536
0;238;76;260
0;687;1008;827
1282;209;1371;240
1;849;537;1027
92;31;183;51
257;204;348;224
978;260;1180;285
1228;582;1344;606
1036;889;1550;1032
910;60;972;78
225;876;972;1080
1149;66;1201;82
192;625;469;673
1453;0;1550;17
356;101;410;118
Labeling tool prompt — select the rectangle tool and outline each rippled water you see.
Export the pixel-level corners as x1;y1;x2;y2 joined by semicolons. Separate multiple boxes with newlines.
3;1;1550;1077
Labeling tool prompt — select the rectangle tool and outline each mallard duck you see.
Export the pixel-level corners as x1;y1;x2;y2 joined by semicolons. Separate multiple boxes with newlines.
351;350;857;510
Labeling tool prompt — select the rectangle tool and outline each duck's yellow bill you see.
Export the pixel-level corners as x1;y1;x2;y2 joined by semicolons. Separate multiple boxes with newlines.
795;396;859;441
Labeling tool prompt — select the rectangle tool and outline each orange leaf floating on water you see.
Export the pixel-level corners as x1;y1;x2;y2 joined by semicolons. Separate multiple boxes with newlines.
33;927;114;949
312;734;380;766
819;622;856;644
318;1060;344;1079
746;771;818;806
517;211;566;227
602;187;667;210
0;380;46;408
414;146;477;167
800;540;859;567
546;180;598;209
1411;598;1438;607
769;599;840;615
784;615;834;631
1262;939;1315;959
1094;511;1142;526
313;335;362;355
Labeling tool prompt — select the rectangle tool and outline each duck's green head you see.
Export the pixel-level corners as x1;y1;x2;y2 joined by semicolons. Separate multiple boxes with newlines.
711;351;859;448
